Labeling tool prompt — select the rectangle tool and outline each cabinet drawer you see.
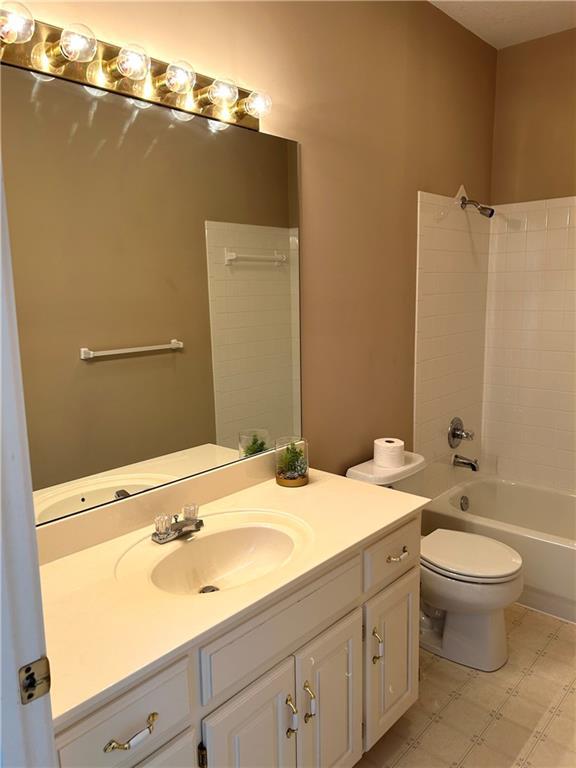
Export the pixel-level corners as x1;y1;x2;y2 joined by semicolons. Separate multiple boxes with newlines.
57;660;190;768
363;519;420;594
200;556;362;705
134;729;196;767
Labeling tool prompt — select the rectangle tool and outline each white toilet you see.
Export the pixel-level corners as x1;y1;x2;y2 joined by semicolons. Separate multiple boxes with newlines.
347;453;524;671
420;529;523;671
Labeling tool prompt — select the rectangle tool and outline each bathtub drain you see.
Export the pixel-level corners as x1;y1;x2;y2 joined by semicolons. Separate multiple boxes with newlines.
460;495;469;512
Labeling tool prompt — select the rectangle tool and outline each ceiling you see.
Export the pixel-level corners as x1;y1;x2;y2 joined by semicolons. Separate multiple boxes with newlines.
430;1;576;49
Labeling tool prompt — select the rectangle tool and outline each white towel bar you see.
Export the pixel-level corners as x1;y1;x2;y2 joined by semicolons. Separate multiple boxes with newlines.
224;249;287;266
80;339;184;360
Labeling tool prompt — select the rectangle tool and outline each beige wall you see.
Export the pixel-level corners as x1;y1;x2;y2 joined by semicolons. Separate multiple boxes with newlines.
3;65;294;488
492;28;576;205
30;1;497;475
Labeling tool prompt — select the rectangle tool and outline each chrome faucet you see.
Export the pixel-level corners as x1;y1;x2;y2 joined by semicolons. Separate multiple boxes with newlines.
152;505;204;544
453;454;479;472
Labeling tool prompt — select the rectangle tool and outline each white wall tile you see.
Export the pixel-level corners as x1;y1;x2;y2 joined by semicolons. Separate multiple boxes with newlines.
205;222;300;449
483;198;576;492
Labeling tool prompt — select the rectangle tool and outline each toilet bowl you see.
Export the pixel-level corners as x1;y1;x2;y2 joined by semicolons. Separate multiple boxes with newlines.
420;529;523;671
346;454;524;671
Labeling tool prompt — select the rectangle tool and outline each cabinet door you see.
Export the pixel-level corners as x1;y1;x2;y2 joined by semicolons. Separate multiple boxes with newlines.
135;729;195;767
295;608;363;768
202;658;296;768
363;567;420;751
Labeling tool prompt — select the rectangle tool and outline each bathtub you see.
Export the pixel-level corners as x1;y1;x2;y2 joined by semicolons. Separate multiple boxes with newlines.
420;477;576;622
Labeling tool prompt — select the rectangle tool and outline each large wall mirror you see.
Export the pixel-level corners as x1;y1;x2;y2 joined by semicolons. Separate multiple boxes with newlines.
2;66;300;526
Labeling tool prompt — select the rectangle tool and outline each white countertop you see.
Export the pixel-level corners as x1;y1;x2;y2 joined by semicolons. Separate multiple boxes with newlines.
40;469;428;729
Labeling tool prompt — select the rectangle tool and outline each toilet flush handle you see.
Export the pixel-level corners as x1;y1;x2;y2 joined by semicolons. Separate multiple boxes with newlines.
386;545;408;563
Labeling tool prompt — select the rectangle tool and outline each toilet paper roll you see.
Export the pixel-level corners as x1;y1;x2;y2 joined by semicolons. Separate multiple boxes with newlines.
374;438;405;468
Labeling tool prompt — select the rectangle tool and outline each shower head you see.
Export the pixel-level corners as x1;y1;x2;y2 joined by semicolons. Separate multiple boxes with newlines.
460;196;494;218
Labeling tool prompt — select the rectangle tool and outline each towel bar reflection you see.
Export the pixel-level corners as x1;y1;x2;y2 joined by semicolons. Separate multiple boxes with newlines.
224;249;287;266
80;339;184;360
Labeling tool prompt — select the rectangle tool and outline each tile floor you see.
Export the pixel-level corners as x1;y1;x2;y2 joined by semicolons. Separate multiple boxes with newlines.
357;604;576;768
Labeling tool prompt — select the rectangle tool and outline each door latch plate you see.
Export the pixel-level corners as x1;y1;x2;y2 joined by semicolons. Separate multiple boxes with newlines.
18;656;51;704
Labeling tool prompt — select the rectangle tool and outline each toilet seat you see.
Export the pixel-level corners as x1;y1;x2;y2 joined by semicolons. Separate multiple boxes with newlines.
421;529;522;585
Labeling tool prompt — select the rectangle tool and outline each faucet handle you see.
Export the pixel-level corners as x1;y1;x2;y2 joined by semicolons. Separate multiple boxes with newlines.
448;417;474;448
154;514;171;536
182;503;199;522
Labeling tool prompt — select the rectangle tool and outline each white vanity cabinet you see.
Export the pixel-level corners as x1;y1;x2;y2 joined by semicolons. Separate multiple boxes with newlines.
294;608;363;768
53;516;421;768
202;658;297;768
201;609;363;768
363;568;420;751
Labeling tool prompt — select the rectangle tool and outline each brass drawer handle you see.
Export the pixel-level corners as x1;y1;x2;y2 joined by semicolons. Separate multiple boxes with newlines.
103;712;158;752
303;681;317;723
386;546;408;564
372;628;384;664
285;694;299;738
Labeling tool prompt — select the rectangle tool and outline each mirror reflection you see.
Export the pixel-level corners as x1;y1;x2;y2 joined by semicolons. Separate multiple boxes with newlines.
2;66;300;525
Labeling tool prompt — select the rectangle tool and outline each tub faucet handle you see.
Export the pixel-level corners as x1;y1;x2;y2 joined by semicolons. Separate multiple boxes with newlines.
448;417;474;448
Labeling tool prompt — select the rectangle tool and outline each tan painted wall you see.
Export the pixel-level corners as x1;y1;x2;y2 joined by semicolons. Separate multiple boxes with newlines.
30;1;497;475
3;66;294;489
492;28;576;205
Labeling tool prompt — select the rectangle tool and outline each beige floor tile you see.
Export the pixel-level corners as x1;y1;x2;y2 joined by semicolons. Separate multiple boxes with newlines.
514;671;563;707
395;746;451;768
531;653;575;684
526;737;576;768
415;721;473;764
544;712;576;751
394;703;434;741
460;676;511;712
440;695;493;737
481;716;534;759
509;626;557;654
499;695;550;732
365;729;411;768
506;643;540;671
418;680;453;717
545;637;576;666
556;622;576;644
460;743;514;768
421;658;476;694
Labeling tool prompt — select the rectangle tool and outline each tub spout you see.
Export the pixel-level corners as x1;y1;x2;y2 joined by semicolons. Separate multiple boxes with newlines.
453;454;479;472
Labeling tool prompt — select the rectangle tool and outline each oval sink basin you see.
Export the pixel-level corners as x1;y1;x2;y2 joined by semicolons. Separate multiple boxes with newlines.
115;509;312;596
34;472;177;524
151;526;295;595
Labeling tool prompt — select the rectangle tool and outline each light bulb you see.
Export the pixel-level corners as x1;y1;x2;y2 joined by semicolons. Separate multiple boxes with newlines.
208;119;229;133
156;60;195;94
128;97;152;110
46;23;97;65
84;85;107;98
171;108;195;122
208;78;238;108
241;90;272;119
105;43;149;81
0;1;34;44
196;77;238;110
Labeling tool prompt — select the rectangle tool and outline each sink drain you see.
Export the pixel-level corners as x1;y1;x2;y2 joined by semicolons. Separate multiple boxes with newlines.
460;495;470;512
199;585;220;594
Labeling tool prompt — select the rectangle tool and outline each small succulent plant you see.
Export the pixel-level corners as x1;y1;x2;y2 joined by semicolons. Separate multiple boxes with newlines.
242;433;268;457
277;442;308;480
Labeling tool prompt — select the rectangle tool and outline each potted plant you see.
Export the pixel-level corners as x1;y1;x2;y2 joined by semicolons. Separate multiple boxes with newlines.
275;437;309;487
239;429;269;458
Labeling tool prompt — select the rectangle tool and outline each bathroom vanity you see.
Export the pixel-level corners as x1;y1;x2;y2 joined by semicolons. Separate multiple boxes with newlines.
39;468;427;768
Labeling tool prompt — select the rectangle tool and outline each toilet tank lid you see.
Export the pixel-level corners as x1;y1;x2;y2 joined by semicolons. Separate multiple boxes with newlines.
346;452;426;485
421;529;523;580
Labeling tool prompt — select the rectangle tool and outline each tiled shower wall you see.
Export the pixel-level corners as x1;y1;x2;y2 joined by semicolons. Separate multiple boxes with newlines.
414;191;490;463
205;222;301;450
483;197;576;491
415;192;576;492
